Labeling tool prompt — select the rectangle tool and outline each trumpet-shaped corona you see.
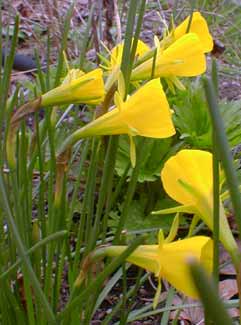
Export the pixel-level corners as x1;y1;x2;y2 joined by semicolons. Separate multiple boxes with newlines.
161;149;213;207
41;68;105;107
131;33;206;80
154;149;239;262
104;236;213;299
173;12;213;53
59;79;176;166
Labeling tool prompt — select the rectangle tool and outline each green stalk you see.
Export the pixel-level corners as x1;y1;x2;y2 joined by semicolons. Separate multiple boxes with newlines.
54;3;75;87
19;121;31;247
190;261;232;325
113;138;147;243
0;230;67;280
35;49;46;93
120;263;128;324
211;61;219;288
125;0;146;92
0;6;2;82
84;139;100;248
87;136;118;251
79;4;95;68
46;30;51;90
23;269;36;325
203;78;241;239
120;0;138;90
101;137;123;242
59;235;145;321
102;273;149;325
0;173;56;323
72;138;99;275
185;1;195;33
0;16;19;166
43;111;57;305
67;139;90;229
35;112;47;275
204;75;241;321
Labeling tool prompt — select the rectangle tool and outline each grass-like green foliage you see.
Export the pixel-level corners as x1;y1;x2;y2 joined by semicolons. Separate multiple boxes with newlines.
0;1;241;324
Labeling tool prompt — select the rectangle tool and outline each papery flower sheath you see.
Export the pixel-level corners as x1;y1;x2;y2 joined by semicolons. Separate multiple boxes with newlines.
153;149;238;261
103;235;213;299
58;79;176;166
41;68;105;107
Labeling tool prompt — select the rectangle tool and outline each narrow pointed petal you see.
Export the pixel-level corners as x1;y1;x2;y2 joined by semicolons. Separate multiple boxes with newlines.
131;33;206;80
174;12;213;53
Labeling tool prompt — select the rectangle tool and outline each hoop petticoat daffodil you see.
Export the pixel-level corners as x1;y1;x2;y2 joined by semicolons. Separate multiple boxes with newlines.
6;68;105;168
57;78;176;167
131;33;207;81
101;39;150;92
173;11;213;53
152;149;240;266
102;235;213;302
131;11;213;82
110;40;150;68
99;39;150;72
41;68;105;107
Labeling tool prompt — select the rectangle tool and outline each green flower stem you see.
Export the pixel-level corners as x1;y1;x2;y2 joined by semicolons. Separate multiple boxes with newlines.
204;76;241;323
87;136;119;253
102;273;148;325
126;0;146;93
190;260;232;325
79;4;95;68
0;231;67;280
72;138;100;279
0;172;56;324
204;77;241;241
113;138;147;244
59;235;145;321
54;3;75;87
0;16;19;167
101;139;126;243
211;60;220;288
120;0;138;95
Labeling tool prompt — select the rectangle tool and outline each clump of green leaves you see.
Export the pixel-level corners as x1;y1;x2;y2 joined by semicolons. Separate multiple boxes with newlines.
171;79;241;149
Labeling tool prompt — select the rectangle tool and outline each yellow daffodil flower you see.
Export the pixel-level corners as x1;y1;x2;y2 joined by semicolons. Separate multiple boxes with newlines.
131;12;213;83
58;79;176;166
173;12;213;53
110;40;150;69
153;149;239;265
131;33;206;80
103;235;213;300
41;68;105;107
101;39;150;92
